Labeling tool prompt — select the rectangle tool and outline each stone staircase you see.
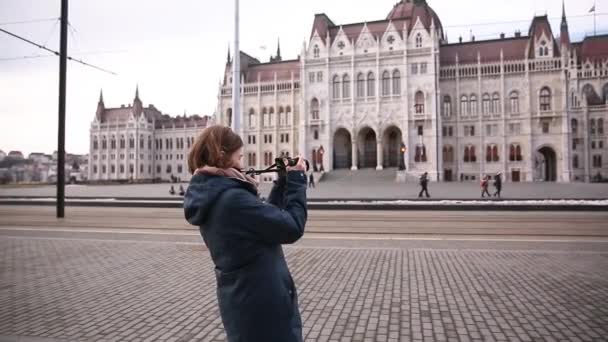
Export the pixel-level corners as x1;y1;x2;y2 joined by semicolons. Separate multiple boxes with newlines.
321;168;399;185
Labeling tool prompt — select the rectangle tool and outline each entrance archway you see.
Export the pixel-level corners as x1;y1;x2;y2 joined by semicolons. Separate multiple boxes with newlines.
333;128;352;169
382;126;402;168
536;146;557;182
357;127;377;169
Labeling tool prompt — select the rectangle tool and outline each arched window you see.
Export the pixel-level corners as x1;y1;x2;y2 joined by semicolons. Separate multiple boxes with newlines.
278;107;285;126
382;71;390;96
262;107;268;127
443;146;454;163
120;135;125;149
392;70;401;95
464;146;470;163
285;106;292;125
492;93;500;114
332;75;340;99
492;145;499;162
571;118;578;135
443;95;452;117
110;135;116;149
509;145;516;161
540;87;552;111
590;119;596;135
342;74;350;99
415;33;422;48
357;73;365;98
249;108;256;128
139;134;144;149
482;93;491;115
93;137;99;150
148;136;152;150
311;98;320;120
102;136;107;149
599;118;604;135
415;91;425;114
516;145;522;161
509;91;519;113
486;145;492;163
313;44;320;58
470;94;478;115
367;72;375;97
269;107;275;126
460;95;468;116
470;146;477;162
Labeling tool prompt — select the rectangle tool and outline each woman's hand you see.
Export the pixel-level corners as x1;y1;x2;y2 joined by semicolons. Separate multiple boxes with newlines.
286;156;307;172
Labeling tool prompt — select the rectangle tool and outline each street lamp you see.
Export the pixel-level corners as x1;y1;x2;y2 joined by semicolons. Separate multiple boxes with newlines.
318;145;325;172
399;143;406;170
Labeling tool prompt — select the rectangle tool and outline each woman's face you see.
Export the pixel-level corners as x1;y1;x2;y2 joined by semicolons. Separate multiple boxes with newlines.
228;147;244;169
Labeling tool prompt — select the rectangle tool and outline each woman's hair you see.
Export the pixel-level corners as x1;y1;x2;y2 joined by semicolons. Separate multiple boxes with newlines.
188;125;243;173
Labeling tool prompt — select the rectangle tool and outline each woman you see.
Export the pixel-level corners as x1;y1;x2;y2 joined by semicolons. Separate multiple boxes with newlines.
183;125;307;342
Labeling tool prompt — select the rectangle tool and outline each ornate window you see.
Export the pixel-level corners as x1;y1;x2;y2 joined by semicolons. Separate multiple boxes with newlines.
101;136;107;150
382;71;390;96
311;98;320;120
443;96;452;117
415;91;425;114
415;33;422;48
482;93;491;115
470;94;478;115
415;145;427;163
249;108;255;128
590;119;596;135
342;74;350;99
313;45;320;58
392;70;401;95
460;95;468;116
357;73;365;98
332;75;340;99
571;118;578;135
367;72;375;97
540;87;551;111
509;91;519;113
269;107;275;126
598;118;604;135
492;93;500;114
442;145;454;163
262;107;268;127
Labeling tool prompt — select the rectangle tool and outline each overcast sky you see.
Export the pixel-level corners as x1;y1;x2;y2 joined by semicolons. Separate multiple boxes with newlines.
0;0;605;156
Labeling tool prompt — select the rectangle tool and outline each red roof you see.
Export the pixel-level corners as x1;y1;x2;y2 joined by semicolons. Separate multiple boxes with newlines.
387;0;443;34
440;37;529;65
243;59;300;83
576;34;608;61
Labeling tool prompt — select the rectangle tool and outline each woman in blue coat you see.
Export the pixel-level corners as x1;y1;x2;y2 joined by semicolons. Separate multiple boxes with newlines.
184;125;307;342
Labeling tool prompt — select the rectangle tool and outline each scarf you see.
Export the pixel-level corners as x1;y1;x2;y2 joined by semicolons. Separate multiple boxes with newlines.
194;166;259;192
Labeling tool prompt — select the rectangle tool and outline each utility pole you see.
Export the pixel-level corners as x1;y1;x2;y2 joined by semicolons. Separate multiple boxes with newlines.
57;0;68;218
231;0;241;133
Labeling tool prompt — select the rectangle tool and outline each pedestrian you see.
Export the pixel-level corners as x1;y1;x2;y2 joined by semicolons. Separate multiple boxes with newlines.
178;184;185;196
169;185;175;195
308;172;315;188
183;125;307;342
418;172;431;198
493;172;502;198
481;175;491;198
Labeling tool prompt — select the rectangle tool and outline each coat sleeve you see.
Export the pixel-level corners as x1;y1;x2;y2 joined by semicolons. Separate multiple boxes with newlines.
226;171;308;245
266;172;287;207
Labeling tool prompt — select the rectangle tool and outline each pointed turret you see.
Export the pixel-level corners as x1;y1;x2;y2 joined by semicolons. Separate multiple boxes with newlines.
96;89;105;120
133;84;143;117
560;0;571;48
270;38;283;62
227;45;231;64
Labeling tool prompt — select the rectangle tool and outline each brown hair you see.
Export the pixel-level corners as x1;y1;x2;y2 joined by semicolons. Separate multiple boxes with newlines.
188;125;243;174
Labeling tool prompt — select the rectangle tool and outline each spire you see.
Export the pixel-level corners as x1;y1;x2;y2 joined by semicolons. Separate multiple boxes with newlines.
227;45;231;64
560;0;571;47
98;89;104;104
133;84;143;117
96;89;105;120
276;38;281;60
134;84;140;100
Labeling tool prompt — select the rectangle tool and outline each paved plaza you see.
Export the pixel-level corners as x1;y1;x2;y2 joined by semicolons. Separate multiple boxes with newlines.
1;170;608;200
1;233;608;342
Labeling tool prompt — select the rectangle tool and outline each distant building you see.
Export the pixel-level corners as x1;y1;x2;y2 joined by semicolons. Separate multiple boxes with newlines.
89;87;212;182
218;0;607;182
0;150;6;161
29;153;51;164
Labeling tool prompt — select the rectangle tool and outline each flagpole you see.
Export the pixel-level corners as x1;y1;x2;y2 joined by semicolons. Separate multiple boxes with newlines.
594;0;597;36
231;0;241;133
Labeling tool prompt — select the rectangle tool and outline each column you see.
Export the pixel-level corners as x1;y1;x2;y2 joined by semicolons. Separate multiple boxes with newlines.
376;140;383;170
351;140;358;170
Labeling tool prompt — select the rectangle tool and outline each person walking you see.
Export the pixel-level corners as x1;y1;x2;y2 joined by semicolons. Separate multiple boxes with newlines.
169;185;175;195
184;126;307;342
178;184;185;196
481;175;491;198
418;172;431;198
493;172;503;198
308;172;315;188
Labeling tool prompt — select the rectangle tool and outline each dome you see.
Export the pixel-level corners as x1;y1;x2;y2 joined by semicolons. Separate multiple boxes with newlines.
387;0;443;35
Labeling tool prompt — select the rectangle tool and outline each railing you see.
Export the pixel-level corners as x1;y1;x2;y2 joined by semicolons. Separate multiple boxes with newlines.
221;80;299;97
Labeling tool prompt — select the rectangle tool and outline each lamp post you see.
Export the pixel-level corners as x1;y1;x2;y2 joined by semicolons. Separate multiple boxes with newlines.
399;143;406;170
318;145;325;172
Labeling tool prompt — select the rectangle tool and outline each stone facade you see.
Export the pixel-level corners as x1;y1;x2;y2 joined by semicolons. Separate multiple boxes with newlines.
218;0;607;182
89;88;211;182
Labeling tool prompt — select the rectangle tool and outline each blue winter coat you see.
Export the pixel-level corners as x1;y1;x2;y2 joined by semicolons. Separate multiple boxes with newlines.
184;170;307;342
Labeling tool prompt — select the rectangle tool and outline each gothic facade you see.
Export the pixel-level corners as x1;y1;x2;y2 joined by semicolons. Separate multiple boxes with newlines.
218;0;607;182
89;88;211;182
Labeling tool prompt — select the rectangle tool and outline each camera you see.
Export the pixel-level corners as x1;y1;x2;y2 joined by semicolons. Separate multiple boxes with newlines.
275;157;310;172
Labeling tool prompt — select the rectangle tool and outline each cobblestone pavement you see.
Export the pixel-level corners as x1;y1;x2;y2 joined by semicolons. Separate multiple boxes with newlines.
1;237;607;342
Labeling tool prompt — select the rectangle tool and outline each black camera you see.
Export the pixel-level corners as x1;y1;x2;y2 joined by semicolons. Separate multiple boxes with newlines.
275;157;310;172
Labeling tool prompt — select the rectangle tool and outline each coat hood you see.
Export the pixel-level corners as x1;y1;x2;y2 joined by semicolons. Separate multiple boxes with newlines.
183;173;256;226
